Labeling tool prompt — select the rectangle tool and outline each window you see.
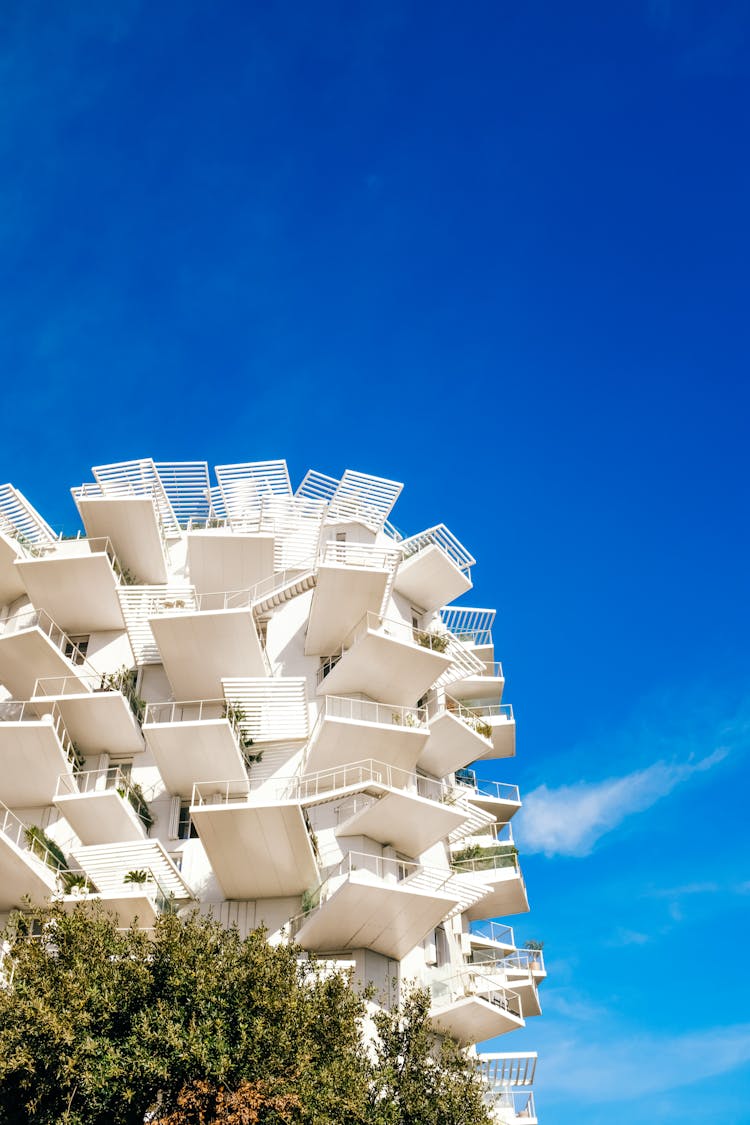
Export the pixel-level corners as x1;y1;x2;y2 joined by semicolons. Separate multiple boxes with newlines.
64;635;89;665
336;531;347;543
178;801;199;840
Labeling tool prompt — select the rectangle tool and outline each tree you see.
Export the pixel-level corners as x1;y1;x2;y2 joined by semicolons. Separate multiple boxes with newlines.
0;904;493;1125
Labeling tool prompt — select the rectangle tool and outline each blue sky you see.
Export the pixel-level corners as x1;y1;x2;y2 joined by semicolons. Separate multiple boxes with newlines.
1;2;749;1120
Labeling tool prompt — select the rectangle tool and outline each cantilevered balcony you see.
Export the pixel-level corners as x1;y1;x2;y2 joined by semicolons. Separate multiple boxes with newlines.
449;660;506;705
190;778;319;899
486;1091;537;1124
186;529;275;595
292;851;485;960
466;703;516;759
149;592;268;699
439;606;495;664
304;542;400;656
297;760;468;856
69;839;193;928
453;769;521;822
452;842;530;921
14;537;127;632
73;483;169;585
0;483;57;606
426;967;524;1044
304;695;429;773
143;700;251;797
477;1053;538;1124
54;768;152;846
418;693;496;776
32;671;145;759
470;951;545;1018
468;920;517;960
394;525;474;613
315;613;459;707
0;607;94;699
0;700;80;806
0;802;62;909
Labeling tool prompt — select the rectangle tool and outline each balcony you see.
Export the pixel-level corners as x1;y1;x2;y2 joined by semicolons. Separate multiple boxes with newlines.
149;592;268;699
69;839;193;928
73;486;169;584
426;967;524;1044
486;1091;537;1124
291;851;484;960
477;1053;538;1124
467;703;516;760
304;695;429;773
419;694;496;776
315;613;457;707
14;537;127;633
0;802;62;908
0;483;57;606
0;529;27;605
186;528;275;595
297;760;469;856
304;542;400;656
54;767;152;846
394;525;474;613
439;606;495;661
453;769;521;822
143;700;251;797
452;846;530;921
469;950;546;1018
0;607;94;699
32;670;146;759
468;920;517;960
448;661;506;704
190;779;319;899
0;700;80;806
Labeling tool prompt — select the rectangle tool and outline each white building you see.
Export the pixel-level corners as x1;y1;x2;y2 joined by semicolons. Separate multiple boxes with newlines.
0;458;543;1121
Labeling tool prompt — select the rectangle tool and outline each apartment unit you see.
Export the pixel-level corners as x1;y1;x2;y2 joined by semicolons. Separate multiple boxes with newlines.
0;459;543;1122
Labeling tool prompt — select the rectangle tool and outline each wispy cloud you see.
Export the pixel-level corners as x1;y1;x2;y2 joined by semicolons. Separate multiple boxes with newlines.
517;749;727;857
542;1021;750;1103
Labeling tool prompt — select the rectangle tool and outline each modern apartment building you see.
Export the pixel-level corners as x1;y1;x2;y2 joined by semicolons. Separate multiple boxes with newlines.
0;459;543;1122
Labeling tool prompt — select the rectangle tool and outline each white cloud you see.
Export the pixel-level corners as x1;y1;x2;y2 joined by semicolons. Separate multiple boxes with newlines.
542;1022;750;1103
517;749;726;857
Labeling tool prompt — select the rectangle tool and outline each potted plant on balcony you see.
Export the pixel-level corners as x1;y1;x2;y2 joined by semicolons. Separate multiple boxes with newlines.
524;939;544;972
123;869;150;886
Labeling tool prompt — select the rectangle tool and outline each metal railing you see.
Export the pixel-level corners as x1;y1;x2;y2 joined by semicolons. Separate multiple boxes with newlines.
453;820;514;849
440;607;495;647
313;694;428;731
471;949;546;975
319;540;401;571
33;669;145;724
427;967;522;1019
469;920;516;948
428;693;496;742
452;848;523;879
0;801;65;876
399;524;475;573
0;606;91;669
56;767;152;833
0;700;83;771
488;1091;536;1119
454;770;520;804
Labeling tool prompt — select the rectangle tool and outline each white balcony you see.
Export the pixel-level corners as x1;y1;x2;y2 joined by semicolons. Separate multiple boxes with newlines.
0;484;57;606
291;852;480;960
394;526;474;613
186;529;275;595
74;491;169;584
427;968;524;1044
190;779;319;899
452;850;530;921
32;671;146;759
316;613;455;707
14;537;126;633
487;1091;537;1124
54;768;152;845
305;542;400;656
297;760;468;856
0;607;94;699
70;839;193;927
143;700;250;797
449;661;506;704
470;950;546;1018
0;701;79;806
304;696;429;774
0;802;62;908
468;703;516;760
477;1053;538;1124
453;769;521;822
468;920;517;960
150;596;268;699
419;694;496;776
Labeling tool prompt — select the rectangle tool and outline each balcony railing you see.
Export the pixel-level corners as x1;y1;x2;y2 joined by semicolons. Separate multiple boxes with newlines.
318;541;401;572
316;612;462;687
0;801;66;876
33;669;145;724
145;698;256;765
452;848;523;880
471;949;546;975
469;920;516;948
427;693;495;741
312;694;428;732
399;525;475;574
0;606;91;668
488;1091;536;1119
454;770;520;804
56;768;153;833
0;699;83;772
440;607;495;648
428;967;522;1019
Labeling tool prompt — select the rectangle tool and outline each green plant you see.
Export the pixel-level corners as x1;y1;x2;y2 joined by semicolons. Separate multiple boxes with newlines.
118;781;154;833
61;871;93;894
123;870;150;885
23;826;68;872
474;719;493;739
525;939;544;951
300;888;318;915
415;630;449;653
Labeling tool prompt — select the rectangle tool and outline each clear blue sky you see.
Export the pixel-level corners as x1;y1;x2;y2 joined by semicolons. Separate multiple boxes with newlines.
2;3;749;1120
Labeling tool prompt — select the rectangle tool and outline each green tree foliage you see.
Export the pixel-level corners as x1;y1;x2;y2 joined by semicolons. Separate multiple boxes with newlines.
0;904;493;1125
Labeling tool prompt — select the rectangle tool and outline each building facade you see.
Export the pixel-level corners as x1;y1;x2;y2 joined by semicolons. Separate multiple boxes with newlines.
0;458;543;1122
